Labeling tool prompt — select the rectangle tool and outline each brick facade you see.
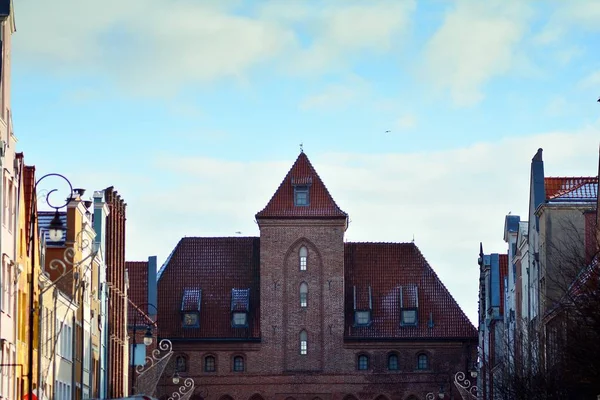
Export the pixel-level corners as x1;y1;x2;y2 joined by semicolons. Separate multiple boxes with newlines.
104;186;128;398
155;153;477;400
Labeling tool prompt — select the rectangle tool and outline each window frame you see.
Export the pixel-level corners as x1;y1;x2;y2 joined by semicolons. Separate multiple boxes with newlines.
387;353;399;371
294;185;310;206
299;330;308;355
204;355;216;373
175;355;188;372
299;246;308;271
357;354;369;371
232;312;248;328
299;282;308;308
416;353;429;370
232;355;245;372
400;308;418;326
182;312;200;328
354;310;371;326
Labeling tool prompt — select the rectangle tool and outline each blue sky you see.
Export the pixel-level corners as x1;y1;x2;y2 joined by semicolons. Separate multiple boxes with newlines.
10;0;600;323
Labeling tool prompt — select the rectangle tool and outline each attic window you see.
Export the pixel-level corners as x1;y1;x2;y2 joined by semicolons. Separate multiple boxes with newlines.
294;185;310;206
231;288;250;328
400;285;419;327
353;286;373;327
180;289;201;328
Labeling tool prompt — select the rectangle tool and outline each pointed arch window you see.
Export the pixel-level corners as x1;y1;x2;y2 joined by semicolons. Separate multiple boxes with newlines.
300;282;308;308
299;246;307;271
300;330;308;355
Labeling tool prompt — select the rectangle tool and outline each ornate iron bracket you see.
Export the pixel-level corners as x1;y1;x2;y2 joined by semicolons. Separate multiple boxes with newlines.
454;371;478;400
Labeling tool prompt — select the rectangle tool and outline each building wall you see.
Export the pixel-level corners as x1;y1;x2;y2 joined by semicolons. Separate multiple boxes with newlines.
0;12;18;400
104;187;128;398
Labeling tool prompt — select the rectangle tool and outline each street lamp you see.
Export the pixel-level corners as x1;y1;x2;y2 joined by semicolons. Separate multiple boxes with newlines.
470;362;478;378
28;173;73;400
131;302;159;394
172;372;180;385
426;386;445;400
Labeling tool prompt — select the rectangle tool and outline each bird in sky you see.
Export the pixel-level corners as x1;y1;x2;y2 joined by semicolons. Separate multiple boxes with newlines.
385;130;391;134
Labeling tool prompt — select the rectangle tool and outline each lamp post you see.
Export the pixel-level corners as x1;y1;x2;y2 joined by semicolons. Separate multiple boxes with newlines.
130;302;158;394
28;173;72;400
426;385;445;400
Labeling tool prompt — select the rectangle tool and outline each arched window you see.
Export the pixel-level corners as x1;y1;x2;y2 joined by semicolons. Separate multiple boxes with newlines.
233;355;245;372
175;355;187;372
204;355;216;372
357;354;369;370
417;353;429;370
387;353;399;370
300;330;308;355
299;246;307;270
299;282;308;308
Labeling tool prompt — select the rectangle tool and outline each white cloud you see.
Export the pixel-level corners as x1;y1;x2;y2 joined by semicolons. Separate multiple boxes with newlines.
13;1;415;95
421;0;531;106
579;70;600;89
394;113;417;130
300;75;370;111
534;3;600;45
121;124;600;324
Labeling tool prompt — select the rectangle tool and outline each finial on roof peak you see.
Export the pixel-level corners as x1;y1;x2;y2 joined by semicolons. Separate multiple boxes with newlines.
300;143;304;153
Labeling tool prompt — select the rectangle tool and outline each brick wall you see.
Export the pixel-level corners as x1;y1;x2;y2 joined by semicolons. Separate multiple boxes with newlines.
105;186;128;398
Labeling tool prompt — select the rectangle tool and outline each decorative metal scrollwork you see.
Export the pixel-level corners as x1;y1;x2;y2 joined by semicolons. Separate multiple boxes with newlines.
134;339;174;397
168;378;195;400
35;173;74;211
454;371;478;400
425;393;437;400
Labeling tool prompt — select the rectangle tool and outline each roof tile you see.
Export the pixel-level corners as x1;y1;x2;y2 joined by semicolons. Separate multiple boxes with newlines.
545;177;598;201
256;152;347;219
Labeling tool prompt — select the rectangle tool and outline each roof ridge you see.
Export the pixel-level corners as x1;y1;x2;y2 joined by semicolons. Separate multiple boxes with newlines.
256;152;348;219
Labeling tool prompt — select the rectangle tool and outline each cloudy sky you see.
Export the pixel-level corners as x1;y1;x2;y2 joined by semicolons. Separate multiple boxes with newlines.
11;0;600;323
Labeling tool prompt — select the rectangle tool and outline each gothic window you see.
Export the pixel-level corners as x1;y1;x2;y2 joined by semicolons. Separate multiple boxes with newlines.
417;353;429;370
233;355;245;372
300;330;308;355
387;353;399;370
300;282;308;308
299;246;307;270
357;354;369;370
204;355;216;372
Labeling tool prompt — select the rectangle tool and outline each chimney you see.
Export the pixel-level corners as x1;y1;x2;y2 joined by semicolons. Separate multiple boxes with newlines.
147;256;158;319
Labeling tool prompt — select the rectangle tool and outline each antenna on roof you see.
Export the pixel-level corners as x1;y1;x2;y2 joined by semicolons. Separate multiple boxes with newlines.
412;234;415;243
235;231;242;235
300;142;304;153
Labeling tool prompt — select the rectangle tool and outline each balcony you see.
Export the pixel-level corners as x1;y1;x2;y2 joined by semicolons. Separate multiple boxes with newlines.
0;0;9;20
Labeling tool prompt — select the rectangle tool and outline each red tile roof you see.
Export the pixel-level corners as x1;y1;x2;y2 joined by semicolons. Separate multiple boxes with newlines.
499;254;508;316
126;261;150;324
256;152;347;219
157;237;261;340
545;177;598;201
344;242;476;339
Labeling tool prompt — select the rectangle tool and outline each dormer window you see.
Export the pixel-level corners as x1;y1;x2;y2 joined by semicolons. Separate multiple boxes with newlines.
231;288;250;328
353;286;372;326
180;289;201;328
294;185;309;206
292;177;312;207
400;285;419;327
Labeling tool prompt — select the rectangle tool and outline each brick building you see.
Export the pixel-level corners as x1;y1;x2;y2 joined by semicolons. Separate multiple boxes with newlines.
154;152;477;400
104;186;130;398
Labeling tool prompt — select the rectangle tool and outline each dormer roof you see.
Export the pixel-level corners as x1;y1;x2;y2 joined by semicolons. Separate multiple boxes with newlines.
256;152;347;220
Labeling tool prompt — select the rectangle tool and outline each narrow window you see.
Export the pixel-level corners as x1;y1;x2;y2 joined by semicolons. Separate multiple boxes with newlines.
233;356;245;372
232;312;247;327
357;354;369;370
417;353;428;370
204;355;216;372
299;246;307;271
300;330;307;355
300;282;308;308
175;356;187;372
388;354;399;370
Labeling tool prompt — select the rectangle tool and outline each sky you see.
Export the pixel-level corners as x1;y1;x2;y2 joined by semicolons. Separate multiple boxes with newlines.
10;0;600;324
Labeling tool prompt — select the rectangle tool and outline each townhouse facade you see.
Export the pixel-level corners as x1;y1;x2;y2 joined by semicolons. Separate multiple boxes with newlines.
476;148;600;398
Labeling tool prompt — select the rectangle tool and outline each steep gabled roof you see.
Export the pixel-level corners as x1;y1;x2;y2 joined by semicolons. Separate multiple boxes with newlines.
545;177;597;202
157;237;260;340
344;242;476;340
256;152;347;219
